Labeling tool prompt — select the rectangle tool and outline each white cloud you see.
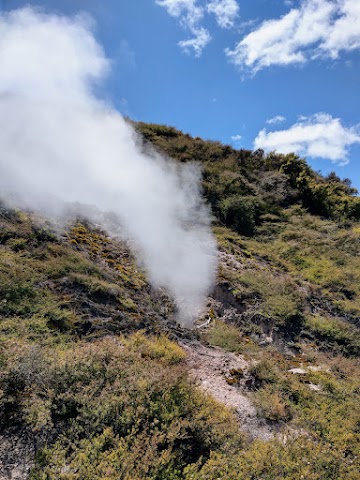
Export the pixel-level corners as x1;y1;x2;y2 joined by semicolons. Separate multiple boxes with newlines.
231;134;242;142
156;0;240;55
254;113;360;165
156;0;210;56
322;0;360;57
155;0;203;23
178;27;211;56
207;0;239;28
266;115;286;125
226;0;360;73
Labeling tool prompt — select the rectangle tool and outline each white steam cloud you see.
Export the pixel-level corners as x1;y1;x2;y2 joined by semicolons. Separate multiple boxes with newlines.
0;8;217;324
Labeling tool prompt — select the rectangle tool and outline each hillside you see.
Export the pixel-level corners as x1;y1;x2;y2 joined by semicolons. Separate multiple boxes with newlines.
0;124;359;479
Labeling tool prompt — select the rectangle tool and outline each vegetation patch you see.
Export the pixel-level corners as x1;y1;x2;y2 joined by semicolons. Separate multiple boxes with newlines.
1;125;360;478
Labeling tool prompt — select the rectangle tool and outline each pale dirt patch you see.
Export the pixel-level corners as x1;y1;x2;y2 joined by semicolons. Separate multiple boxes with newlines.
180;341;278;441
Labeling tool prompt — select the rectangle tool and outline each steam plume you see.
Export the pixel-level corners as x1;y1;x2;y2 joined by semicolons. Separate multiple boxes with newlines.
0;7;217;324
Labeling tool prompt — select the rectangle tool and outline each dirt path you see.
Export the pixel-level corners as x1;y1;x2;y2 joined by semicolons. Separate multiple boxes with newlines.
181;341;277;441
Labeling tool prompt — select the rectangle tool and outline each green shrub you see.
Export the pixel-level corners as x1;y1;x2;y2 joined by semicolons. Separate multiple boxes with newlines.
219;195;263;236
254;385;293;422
202;320;243;354
306;315;360;355
1;336;240;479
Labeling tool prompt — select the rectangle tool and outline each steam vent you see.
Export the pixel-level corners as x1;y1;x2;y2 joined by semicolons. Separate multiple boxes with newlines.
1;3;360;479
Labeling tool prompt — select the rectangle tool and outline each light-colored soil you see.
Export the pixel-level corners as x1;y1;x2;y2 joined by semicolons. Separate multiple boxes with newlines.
181;341;278;441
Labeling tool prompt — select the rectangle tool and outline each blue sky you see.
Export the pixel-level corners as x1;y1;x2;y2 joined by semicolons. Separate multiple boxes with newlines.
2;0;360;189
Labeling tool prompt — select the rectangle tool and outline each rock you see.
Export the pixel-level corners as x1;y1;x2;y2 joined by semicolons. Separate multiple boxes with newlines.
308;383;322;392
0;429;35;480
259;335;273;346
245;378;254;389
288;368;307;375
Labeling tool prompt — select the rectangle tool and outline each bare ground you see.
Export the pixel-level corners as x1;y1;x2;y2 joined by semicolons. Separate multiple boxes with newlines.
0;430;34;480
180;340;279;441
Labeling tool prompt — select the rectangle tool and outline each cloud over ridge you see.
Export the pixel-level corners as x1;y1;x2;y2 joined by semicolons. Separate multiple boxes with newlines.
254;113;360;164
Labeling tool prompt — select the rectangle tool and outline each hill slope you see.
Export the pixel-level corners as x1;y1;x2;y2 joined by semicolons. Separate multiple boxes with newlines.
0;124;359;479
